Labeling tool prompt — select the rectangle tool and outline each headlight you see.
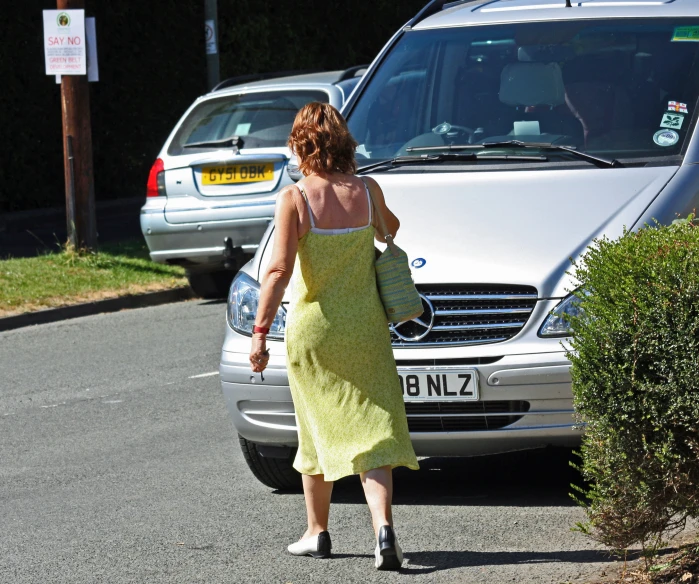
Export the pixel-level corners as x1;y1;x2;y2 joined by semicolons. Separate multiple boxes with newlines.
227;272;286;339
538;290;585;337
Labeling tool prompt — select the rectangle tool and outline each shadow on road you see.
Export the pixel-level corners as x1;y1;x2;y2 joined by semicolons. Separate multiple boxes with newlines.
402;548;628;573
198;299;227;306
298;447;586;508
330;548;636;573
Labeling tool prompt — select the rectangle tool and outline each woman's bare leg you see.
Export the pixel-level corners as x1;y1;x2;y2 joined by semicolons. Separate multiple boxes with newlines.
360;466;393;536
301;474;333;538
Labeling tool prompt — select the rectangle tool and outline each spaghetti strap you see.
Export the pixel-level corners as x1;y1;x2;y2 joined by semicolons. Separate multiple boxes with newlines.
296;183;316;229
362;179;373;226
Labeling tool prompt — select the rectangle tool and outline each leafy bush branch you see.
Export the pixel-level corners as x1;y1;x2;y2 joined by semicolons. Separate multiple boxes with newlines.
567;217;699;565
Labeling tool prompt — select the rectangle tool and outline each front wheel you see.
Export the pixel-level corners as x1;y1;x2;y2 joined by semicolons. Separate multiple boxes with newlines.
238;435;302;490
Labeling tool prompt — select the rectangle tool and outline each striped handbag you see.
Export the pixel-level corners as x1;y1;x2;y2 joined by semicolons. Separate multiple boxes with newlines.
362;179;424;324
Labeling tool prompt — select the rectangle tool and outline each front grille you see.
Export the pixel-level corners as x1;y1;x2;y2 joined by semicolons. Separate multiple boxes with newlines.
405;400;530;432
391;284;538;347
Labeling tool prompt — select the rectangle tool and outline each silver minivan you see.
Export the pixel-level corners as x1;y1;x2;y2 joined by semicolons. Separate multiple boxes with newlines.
221;0;699;489
140;69;364;297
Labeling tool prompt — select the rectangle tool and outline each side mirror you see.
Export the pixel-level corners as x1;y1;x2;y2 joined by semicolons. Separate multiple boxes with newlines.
286;163;303;182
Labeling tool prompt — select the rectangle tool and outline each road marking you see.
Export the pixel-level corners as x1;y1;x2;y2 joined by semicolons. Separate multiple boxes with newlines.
188;371;219;379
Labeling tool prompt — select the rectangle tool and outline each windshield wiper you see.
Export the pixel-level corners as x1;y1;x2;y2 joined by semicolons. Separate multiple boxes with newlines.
482;141;622;169
407;140;622;169
357;153;474;173
356;152;547;174
183;135;245;149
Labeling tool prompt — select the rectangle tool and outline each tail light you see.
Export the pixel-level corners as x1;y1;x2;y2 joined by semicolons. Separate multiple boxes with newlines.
146;158;166;197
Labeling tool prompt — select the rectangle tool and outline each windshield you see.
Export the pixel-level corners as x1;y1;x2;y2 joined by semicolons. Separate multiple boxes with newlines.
347;19;699;167
168;90;328;155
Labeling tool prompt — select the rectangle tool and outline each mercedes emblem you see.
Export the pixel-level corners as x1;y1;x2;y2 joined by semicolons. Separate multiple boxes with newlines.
391;294;435;342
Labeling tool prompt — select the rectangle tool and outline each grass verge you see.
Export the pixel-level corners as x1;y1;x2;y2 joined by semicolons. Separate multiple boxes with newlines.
0;240;188;317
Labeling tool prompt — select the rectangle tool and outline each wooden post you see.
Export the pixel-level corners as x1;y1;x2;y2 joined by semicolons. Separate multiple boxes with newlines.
58;0;96;250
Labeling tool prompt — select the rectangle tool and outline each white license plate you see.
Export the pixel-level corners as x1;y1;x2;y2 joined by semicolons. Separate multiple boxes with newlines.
398;369;479;401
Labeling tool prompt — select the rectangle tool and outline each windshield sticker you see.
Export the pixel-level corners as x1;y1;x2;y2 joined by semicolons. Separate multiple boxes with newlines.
660;113;685;130
673;27;699;42
669;101;689;114
234;123;251;136
654;130;680;147
411;258;426;269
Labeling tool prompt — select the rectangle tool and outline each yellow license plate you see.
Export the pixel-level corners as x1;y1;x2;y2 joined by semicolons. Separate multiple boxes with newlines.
201;163;274;185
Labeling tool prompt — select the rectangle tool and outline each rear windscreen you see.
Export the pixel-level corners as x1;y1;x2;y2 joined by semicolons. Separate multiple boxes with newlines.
347;19;699;166
168;90;328;155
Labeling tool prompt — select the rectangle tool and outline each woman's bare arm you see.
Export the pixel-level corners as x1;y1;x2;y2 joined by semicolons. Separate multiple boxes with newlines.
250;186;299;372
363;176;400;242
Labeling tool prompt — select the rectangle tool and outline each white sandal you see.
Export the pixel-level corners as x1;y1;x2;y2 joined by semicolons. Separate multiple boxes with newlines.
287;531;332;559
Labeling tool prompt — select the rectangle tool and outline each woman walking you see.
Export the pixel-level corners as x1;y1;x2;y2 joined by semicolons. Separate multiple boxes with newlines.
249;102;419;570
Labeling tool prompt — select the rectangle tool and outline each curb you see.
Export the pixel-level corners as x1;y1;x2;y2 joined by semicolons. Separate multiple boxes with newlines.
0;287;197;332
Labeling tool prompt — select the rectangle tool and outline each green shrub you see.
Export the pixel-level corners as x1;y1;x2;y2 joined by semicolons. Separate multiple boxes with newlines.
567;217;699;557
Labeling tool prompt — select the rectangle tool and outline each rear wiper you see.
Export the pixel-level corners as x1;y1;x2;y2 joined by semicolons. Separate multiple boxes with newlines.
183;135;244;149
356;152;547;174
408;141;621;169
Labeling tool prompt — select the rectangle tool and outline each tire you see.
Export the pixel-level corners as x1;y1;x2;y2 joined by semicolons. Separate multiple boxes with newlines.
186;271;234;299
238;435;302;491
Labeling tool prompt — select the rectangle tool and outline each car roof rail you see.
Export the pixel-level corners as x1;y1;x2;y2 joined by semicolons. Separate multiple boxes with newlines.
408;0;486;27
336;65;370;82
212;69;322;92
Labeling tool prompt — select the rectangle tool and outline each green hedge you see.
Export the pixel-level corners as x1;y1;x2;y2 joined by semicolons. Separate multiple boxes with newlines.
2;1;426;213
568;218;699;557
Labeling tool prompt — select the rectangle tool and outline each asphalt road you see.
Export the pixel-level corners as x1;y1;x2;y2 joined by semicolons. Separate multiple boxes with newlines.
1;301;618;584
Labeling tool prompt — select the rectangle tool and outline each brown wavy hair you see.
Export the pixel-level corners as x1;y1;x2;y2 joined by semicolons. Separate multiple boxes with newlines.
288;102;358;175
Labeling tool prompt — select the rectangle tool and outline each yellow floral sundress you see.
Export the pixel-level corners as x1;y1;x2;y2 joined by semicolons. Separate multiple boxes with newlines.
286;183;419;482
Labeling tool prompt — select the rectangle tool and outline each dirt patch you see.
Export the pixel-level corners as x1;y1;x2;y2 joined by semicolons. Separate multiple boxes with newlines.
585;533;699;584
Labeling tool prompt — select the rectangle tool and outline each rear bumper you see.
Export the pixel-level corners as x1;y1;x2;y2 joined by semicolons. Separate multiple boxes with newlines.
140;205;272;266
220;347;583;456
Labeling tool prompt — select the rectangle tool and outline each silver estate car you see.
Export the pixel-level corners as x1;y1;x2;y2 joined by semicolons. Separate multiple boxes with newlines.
140;68;364;297
221;0;699;489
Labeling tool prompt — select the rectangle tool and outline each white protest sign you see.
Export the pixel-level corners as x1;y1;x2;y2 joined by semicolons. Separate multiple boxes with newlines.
56;17;98;84
44;9;86;76
205;19;218;55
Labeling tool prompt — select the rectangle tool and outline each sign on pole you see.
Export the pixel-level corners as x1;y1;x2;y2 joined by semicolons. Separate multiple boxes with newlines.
43;9;86;75
205;0;220;89
56;17;98;83
205;19;218;55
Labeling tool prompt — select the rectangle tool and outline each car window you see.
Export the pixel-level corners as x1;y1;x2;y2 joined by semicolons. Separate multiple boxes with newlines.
348;19;699;166
335;77;361;103
168;90;328;155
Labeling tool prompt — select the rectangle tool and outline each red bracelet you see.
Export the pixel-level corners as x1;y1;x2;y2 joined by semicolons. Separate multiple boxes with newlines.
253;326;270;335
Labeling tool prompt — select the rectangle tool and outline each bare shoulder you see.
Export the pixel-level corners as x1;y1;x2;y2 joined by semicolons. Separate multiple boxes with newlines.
278;184;300;200
274;185;302;219
276;184;301;207
360;175;381;190
358;175;385;201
